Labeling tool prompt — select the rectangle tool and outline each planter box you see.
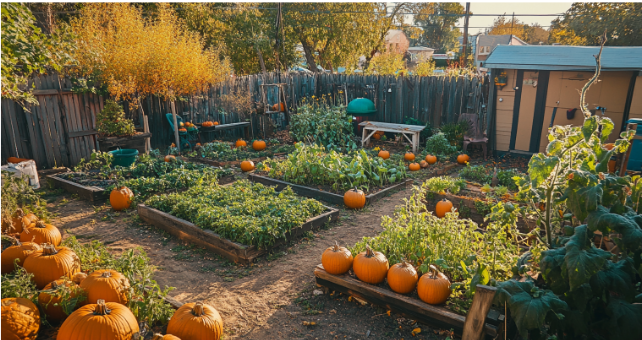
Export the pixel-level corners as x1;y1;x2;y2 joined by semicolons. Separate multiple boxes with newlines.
98;132;151;154
248;174;413;206
314;264;505;340
138;204;340;264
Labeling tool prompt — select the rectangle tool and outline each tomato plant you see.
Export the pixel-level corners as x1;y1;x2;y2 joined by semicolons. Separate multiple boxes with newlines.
183;139;295;161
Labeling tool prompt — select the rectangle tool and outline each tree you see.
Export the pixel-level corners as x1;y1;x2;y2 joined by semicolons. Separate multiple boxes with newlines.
487;15;550;45
364;51;407;75
408;3;464;53
523;24;550;45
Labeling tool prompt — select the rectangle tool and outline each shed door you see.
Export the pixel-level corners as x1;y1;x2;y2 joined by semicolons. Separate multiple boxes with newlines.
510;70;540;152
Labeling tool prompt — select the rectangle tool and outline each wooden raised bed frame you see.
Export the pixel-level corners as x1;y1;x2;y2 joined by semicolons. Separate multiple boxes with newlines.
248;174;413;205
138;204;339;264
314;264;505;339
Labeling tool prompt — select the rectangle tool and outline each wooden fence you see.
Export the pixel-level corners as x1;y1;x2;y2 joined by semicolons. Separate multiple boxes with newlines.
2;72;488;169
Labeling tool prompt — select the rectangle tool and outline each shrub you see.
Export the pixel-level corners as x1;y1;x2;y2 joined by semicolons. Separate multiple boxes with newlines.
424;132;458;158
96;100;136;137
439;121;468;148
289;102;356;151
404;116;433;140
458;164;492;184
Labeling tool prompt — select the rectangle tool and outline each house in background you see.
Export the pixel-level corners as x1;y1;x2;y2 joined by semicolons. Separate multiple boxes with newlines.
384;29;410;54
484;45;642;157
407;46;435;62
476;35;527;71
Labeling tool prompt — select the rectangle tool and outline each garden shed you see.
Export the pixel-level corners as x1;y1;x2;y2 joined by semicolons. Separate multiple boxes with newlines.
484;45;642;154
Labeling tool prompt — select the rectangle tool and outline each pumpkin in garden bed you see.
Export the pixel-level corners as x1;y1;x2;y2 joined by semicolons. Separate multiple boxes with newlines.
373;133;381;140
167;301;224;340
322;241;353;275
153;334;181;340
353;245;389;284
110;186;134;211
235;139;247;148
1;297;40;340
20;220;61;246
435;199;454;218
377;150;390;160
387;261;418;294
417;265;451;305
1;240;40;274
240;160;255;172
252;140;267;151
409;163;421;171
57;299;139;340
165;155;176;162
404;152;415;161
80;269;129;305
425;154;437;164
457;154;470;164
344;187;366;209
23;244;81;289
38;279;83;321
420;160;429;168
8;208;37;234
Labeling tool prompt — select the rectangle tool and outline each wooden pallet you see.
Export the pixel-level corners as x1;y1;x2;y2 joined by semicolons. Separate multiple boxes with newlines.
314;264;505;339
248;174;413;205
138;205;339;264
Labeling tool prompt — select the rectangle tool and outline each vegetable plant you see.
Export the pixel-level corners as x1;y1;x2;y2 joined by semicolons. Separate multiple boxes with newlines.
184;139;295;161
96;100;136;137
289;100;356;151
423;132;458;159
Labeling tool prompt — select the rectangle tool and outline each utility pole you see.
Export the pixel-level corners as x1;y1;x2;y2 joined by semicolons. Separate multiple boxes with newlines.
462;2;470;66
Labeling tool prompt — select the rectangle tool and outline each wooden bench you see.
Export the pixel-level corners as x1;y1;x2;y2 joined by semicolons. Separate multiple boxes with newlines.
359;121;425;153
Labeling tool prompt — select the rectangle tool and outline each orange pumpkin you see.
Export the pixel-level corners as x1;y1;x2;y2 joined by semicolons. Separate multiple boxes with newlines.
272;102;285;112
457;154;470;164
213;121;219;126
404;152;415;161
425;154;437;164
435;199;453;218
387;261;418;294
165;155;176;163
57;300;140;340
373;133;381;140
23;244;81;289
166;302;224;340
409;163;421;171
20;220;61;246
235;139;247;148
7;157;30;164
240;160;255;172
1;297;40;340
110;186;134;211
80;269;129;305
178;128;187;132
252;140;267;151
1;240;40;274
417;265;451;304
38;279;82;321
344;188;366;209
7;209;37;234
72;272;88;285
202;121;214;127
420;160;429;168
353;245;389;284
378;150;390;160
322;241;353;275
152;334;182;340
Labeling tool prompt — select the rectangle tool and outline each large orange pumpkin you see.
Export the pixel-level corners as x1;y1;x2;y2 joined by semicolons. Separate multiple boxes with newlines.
417;265;451;305
373;133;381;140
166;302;224;340
20;220;61;246
202;121;214;128
110;186;134;211
7;208;37;234
152;334;182;340
38;279;82;321
240;160;255;172
272;102;285;112
409;163;421;171
57;299;140;340
165;155;176;163
235;139;247;148
344;188;366;209
353;245;389;284
457;154;470;164
404;152;415;161
321;241;353;275
72;272;88;285
80;269;130;305
23;244;81;289
425;154;437;164
420;160;429;168
1;240;40;274
387;261;418;294
1;297;40;340
252;140;267;151
378;150;390;160
435;199;454;218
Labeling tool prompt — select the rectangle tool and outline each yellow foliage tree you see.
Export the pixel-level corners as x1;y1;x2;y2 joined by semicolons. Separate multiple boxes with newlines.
364;52;407;76
414;59;435;77
70;3;231;105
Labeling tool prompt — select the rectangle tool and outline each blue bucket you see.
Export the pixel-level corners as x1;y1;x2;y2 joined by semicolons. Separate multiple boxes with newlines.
109;149;139;167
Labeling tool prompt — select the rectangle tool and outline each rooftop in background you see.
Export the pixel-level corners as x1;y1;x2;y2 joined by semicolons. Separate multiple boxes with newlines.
484;45;642;71
477;34;527;47
408;46;435;52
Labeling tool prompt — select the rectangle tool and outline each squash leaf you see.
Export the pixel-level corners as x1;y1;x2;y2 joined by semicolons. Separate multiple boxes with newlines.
528;154;559;188
562;225;612;291
600;298;642;340
589;258;637;302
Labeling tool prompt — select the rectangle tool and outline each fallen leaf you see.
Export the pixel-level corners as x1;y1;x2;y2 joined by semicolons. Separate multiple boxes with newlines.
412;328;421;336
386;310;391;316
302;321;316;326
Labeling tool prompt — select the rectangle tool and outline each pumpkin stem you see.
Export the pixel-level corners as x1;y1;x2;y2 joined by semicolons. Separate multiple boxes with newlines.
42;244;58;256
151;334;164;340
14;208;24;218
365;244;374;257
101;271;112;278
192;301;205;317
429;264;439;278
94;299;111;315
333;241;340;251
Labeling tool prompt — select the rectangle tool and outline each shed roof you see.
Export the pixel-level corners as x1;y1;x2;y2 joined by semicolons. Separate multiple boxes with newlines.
408;46;434;52
484;45;642;71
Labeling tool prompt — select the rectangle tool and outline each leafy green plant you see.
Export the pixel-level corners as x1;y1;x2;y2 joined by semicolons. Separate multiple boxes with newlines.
497;168;522;191
289;102;356;151
1;263;38;301
422;176;466;195
186;140;295;161
1;171;50;224
424;132;458;158
494;186;509;196
404;116;433;140
459;164;493;184
96;100;136;137
474;199;493;216
439;121;468;148
74;150;113;172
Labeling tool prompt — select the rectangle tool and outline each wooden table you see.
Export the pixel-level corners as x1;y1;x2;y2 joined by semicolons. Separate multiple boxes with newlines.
359;122;425;153
197;122;251;142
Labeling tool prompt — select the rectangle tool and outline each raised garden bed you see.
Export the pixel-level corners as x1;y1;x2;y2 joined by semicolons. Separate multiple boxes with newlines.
97;132;151;154
177;139;295;167
314;264;505;339
185;153;287;168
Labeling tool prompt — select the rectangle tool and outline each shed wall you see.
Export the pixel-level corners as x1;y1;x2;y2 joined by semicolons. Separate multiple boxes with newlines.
628;76;642;120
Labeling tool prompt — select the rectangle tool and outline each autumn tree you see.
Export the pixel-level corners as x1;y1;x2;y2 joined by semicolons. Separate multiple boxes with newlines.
487;15;550;45
408;3;464;53
364;51;407;75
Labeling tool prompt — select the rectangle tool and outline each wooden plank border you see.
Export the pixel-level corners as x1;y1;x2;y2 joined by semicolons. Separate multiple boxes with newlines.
314;265;502;339
138;204;339;264
248;174;413;205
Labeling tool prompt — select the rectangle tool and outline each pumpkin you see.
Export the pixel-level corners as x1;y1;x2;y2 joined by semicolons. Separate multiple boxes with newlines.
1;297;40;340
178;128;187;132
353;245;389;284
417;265;451;305
252;140;267;151
409;163;421;171
7;209;37;234
235;139;247;148
321;241;353;275
240;160;255;172
110;186;134;211
272;102;285;111
425;154;437;164
420;160;429;168
344;187;366;209
457;154;470;164
23;244;81;289
57;299;139;340
164;155;176;162
38;279;82;321
7;157;30;164
213;121;219;126
80;269;130;305
404;152;415;161
378;150;390;160
373;133;381;140
152;334;182;340
1;240;40;274
72;272;87;285
166;302;224;340
20;220;61;246
387;261;418;294
202;121;213;127
435;199;454;218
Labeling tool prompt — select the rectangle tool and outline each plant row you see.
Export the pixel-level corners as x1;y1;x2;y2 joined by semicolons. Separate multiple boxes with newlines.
181;139;295;162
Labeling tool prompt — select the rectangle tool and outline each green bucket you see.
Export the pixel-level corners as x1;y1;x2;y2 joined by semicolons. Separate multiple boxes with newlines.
109;149;139;167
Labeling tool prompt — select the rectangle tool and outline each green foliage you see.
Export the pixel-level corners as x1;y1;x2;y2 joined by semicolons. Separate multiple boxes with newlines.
145;180;326;249
1;171;50;224
38;278;87;320
439;121;468;149
96;100;136;137
74;150;113;172
404;116;433;140
424;132;458;158
1;264;38;301
422;176;466;195
188;140;295;161
262;143;407;193
459;164;492;184
474;199;493;216
407;3;464;53
289;102;356;151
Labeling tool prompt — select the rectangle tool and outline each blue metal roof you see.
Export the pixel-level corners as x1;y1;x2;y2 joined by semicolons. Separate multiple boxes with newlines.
483;45;642;71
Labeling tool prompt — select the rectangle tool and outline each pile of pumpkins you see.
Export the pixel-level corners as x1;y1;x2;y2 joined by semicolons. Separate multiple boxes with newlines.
201;121;220;127
1;209;224;340
321;242;451;305
238;139;268;172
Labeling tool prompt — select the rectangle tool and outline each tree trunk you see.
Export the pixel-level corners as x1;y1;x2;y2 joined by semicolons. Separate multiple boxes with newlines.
300;38;319;73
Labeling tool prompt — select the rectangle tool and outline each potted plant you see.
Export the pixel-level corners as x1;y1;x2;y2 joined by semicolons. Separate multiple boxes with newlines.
96;100;148;154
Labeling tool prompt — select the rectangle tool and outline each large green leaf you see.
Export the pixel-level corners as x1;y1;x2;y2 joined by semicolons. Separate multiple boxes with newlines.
600;117;615;143
566;183;602;222
601;298;642;340
540;247;570;294
562;225;612;291
589;258;637;302
582;116;598;142
528;154;559;188
587;207;642;253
